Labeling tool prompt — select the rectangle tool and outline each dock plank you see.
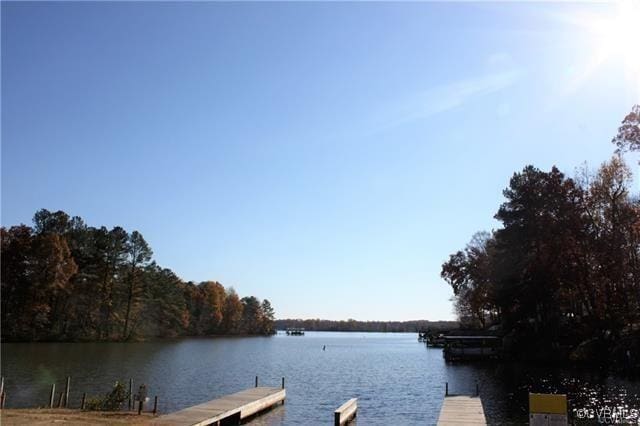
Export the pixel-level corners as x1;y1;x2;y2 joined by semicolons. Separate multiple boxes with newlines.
153;387;285;426
437;395;486;425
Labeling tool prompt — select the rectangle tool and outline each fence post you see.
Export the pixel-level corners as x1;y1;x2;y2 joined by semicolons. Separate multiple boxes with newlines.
0;377;4;409
128;378;133;411
137;384;147;414
50;384;56;408
64;376;70;407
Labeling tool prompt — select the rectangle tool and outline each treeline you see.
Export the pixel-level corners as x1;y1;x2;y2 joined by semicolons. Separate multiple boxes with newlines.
441;107;640;368
1;209;276;341
276;319;458;332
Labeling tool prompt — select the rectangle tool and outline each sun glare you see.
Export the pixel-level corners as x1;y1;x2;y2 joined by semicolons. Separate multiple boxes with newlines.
581;0;640;97
591;1;640;74
563;0;640;97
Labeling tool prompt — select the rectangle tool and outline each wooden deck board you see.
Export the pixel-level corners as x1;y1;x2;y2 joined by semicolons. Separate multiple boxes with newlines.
152;387;285;426
437;396;486;425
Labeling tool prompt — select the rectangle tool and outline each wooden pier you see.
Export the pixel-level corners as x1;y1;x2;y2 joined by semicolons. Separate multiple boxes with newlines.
152;386;285;426
437;395;486;425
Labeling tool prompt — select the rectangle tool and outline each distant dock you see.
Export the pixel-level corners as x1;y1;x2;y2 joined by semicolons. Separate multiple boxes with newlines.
153;386;285;426
285;327;305;335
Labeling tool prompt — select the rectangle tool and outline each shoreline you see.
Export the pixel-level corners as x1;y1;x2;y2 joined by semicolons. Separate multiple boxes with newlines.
0;409;155;425
0;333;276;344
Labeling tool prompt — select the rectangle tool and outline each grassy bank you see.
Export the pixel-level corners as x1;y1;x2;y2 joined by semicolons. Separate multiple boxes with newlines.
0;409;155;425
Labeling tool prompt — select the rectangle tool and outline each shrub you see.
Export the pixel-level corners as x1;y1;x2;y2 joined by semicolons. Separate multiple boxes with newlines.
84;381;129;411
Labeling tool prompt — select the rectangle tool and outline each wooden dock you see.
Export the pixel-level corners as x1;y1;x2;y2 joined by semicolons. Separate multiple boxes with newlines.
437;395;486;425
334;398;357;426
152;386;285;426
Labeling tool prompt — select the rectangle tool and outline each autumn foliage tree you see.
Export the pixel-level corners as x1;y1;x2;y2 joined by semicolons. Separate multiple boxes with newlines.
442;154;640;368
612;104;640;158
442;107;640;371
1;210;276;341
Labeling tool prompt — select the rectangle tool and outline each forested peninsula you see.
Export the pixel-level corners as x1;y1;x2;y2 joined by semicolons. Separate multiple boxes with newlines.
1;209;276;341
441;107;640;371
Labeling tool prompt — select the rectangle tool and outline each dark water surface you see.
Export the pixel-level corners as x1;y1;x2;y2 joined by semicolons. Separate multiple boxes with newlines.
2;332;639;425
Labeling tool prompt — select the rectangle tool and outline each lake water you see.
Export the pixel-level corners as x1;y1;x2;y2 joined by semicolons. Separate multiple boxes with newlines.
2;332;639;425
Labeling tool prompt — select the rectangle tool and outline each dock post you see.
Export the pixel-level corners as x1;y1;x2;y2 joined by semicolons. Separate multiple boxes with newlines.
1;377;4;396
81;393;86;410
138;399;143;415
153;396;158;414
64;376;70;407
255;376;258;388
1;390;5;409
50;384;56;408
445;382;448;396
57;391;64;408
281;377;285;389
476;381;479;396
128;378;133;411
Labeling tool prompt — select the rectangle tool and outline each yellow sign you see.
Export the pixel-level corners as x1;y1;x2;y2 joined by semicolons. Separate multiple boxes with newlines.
529;393;567;415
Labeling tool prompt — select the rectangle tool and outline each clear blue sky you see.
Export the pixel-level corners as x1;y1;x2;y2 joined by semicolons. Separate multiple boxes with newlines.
2;1;638;321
